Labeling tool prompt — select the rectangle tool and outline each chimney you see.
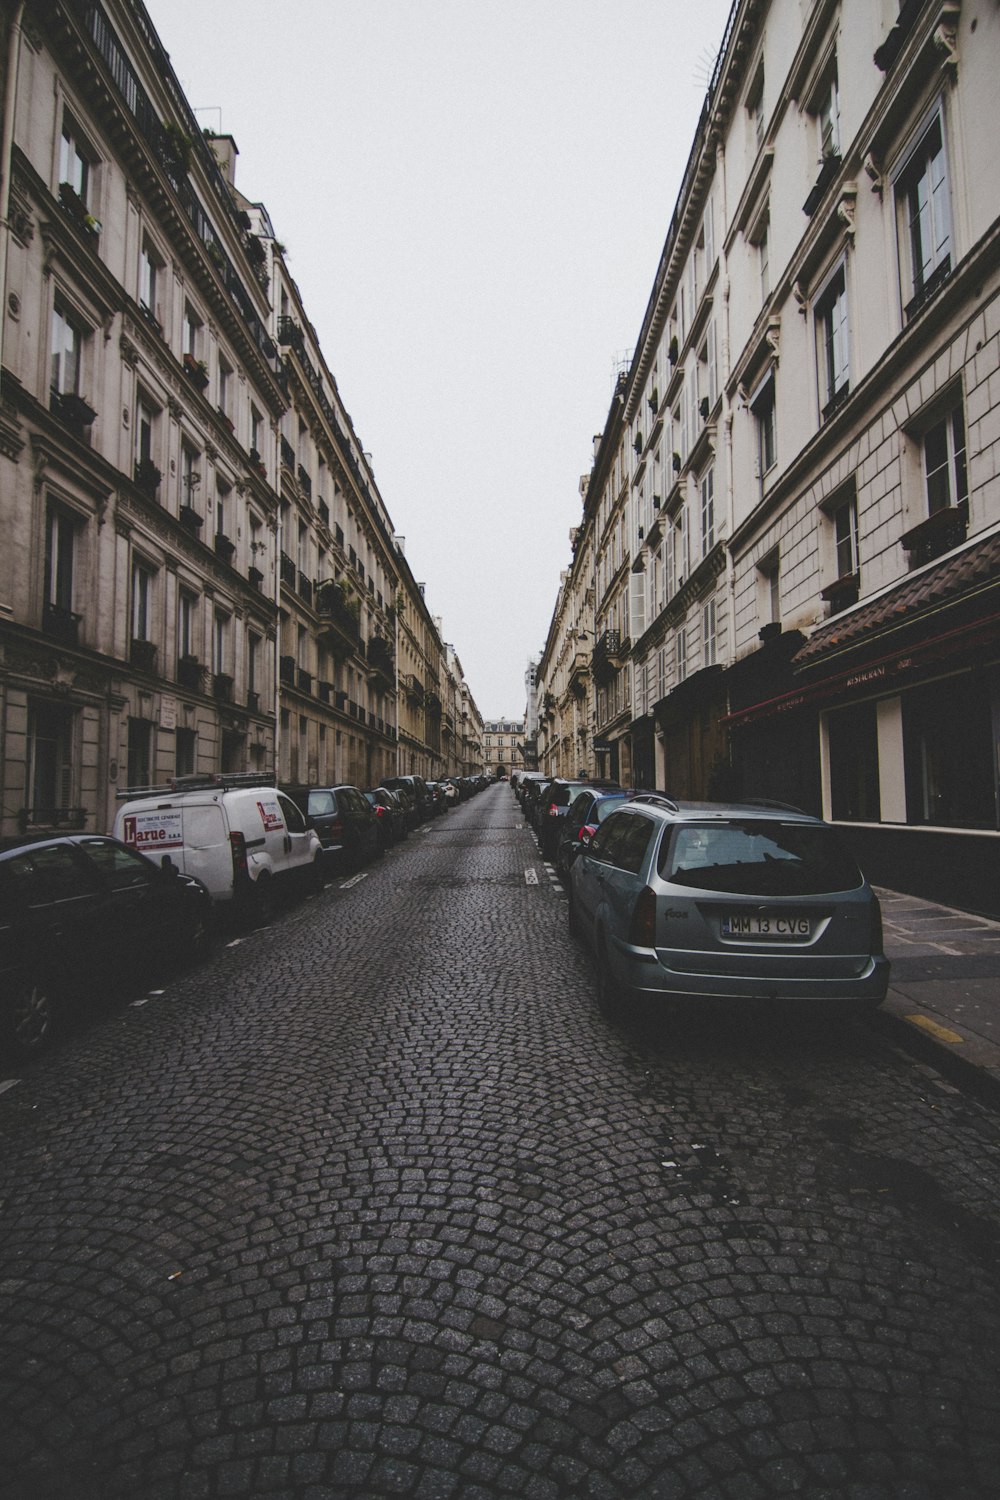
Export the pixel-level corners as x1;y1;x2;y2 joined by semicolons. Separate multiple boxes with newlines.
205;133;239;187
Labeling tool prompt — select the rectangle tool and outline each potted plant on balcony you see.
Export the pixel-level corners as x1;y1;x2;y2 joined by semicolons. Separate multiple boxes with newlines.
134;456;161;497
183;352;209;391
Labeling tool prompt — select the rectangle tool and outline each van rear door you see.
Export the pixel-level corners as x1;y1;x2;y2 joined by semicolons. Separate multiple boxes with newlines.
181;804;230;900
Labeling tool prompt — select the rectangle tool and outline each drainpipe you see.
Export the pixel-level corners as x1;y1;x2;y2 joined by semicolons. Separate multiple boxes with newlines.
0;3;27;378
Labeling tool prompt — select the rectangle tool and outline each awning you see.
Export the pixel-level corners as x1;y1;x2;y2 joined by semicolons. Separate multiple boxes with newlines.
793;529;1000;669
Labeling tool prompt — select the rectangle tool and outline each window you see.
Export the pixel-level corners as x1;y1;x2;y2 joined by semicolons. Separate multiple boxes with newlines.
896;111;952;318
216;480;232;540
59;120;91;204
218;358;232;420
903;677;995;828
700;466;715;557
816;264;850;418
127;717;152;787
747;60;765;151
178;590;197;659
44;505;77;613
181;444;201;513
676;627;687;683
139;238;161;320
833;494;859;579
28;702;75;816
703;599;717;667
752;374;777;481
759;218;770;302
213;610;229;675
50;305;82;396
923;399;968;515
132;559;154;641
175;727;196;778
698;323;718;415
136;395;157;465
827;702;879;821
250;406;263;456
817;59;840;158
247;631;261;695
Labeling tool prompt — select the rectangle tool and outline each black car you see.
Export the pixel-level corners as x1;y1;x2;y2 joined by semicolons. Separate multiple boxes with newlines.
283;784;380;872
382;775;434;822
0;834;211;1062
535;779;621;859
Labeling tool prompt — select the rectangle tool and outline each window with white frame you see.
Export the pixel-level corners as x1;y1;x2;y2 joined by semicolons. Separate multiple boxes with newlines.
250;406;263;458
139;238;162;321
833;492;859;580
700;466;715;557
50;304;83;397
44;504;78;616
178;589;197;660
815;262;850;418
218;357;233;421
697;322;718;416
752;372;777;483
923;397;968;516
136;393;158;466
896;109;952;319
180;443;200;513
703;598;717;667
132;558;155;642
59;118;93;205
182;303;202;359
676;627;688;683
216;479;232;541
213;610;230;676
747;59;765;152
816;56;840;158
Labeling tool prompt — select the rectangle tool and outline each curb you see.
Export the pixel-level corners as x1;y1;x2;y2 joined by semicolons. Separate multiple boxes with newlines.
871;992;1000;1110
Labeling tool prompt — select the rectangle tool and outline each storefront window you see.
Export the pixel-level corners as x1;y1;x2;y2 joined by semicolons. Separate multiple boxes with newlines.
828;702;879;821
903;676;996;828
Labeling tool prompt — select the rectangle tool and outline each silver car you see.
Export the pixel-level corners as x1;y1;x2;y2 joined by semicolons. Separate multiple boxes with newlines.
568;797;889;1018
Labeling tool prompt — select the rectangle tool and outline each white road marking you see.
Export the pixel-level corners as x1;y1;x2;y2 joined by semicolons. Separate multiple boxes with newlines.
524;869;539;885
340;872;369;889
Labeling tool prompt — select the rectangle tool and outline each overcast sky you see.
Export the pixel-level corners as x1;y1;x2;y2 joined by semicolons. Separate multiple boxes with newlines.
146;0;734;719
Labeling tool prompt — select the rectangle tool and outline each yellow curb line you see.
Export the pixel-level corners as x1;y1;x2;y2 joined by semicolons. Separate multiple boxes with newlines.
906;1014;965;1045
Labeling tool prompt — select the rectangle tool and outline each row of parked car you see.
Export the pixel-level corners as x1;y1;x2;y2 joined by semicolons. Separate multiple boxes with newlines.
0;770;491;1063
511;770;890;1022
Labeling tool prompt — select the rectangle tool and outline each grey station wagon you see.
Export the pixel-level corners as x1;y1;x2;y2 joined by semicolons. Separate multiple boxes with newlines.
568;797;890;1018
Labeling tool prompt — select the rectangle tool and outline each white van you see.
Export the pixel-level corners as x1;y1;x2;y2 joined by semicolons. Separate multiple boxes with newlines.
113;773;323;918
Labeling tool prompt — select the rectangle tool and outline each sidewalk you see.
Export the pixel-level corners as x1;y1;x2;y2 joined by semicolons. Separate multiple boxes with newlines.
873;887;1000;1106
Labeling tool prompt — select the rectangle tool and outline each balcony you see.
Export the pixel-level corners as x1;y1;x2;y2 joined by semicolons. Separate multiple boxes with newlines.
280;552;296;588
248;565;264;590
367;634;395;683
176;654;204;691
130;637;158;674
592;629;628;682
134;457;162;499
279;655;296;685
317;680;332;704
180;504;204;534
246;690;260;713
214;532;236;563
820;573;860;615
58;181;100;238
404;674;424;703
297;571;313;607
277;315;305;354
50;388;97;436
567;651;589;698
42;602;81;646
183;352;209;392
280;436;296;470
296;668;312;694
297;465;312;499
901;501;968;569
802;153;842;218
212;672;234;703
315;582;361;652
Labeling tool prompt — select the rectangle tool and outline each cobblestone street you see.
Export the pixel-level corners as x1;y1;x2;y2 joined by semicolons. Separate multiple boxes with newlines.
2;784;1000;1499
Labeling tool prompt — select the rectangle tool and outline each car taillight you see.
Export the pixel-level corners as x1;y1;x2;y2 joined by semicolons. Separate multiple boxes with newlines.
230;830;248;879
329;820;345;838
582;824;598;839
547;803;559;817
628;886;657;946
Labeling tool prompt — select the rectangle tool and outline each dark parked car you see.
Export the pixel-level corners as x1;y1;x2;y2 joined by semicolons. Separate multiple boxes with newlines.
535;778;621;858
0;834;211;1062
282;783;380;872
364;787;407;846
554;787;637;878
569;797;890;1020
382;774;434;822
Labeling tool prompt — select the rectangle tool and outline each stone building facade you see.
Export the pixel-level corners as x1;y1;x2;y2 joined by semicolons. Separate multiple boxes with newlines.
540;0;1000;914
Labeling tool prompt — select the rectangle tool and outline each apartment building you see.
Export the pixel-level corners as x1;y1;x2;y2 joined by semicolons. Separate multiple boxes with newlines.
0;0;285;838
482;718;525;779
0;0;482;836
544;0;1000;913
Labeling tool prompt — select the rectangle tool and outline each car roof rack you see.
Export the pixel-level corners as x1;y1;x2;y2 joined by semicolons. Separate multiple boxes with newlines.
738;797;806;814
116;771;277;800
629;792;680;812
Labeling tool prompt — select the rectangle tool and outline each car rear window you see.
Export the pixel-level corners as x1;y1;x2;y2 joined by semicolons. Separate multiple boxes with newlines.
659;820;863;896
308;791;336;816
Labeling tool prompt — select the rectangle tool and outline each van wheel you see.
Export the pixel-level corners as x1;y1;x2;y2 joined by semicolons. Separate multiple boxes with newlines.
252;873;276;925
3;975;60;1061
